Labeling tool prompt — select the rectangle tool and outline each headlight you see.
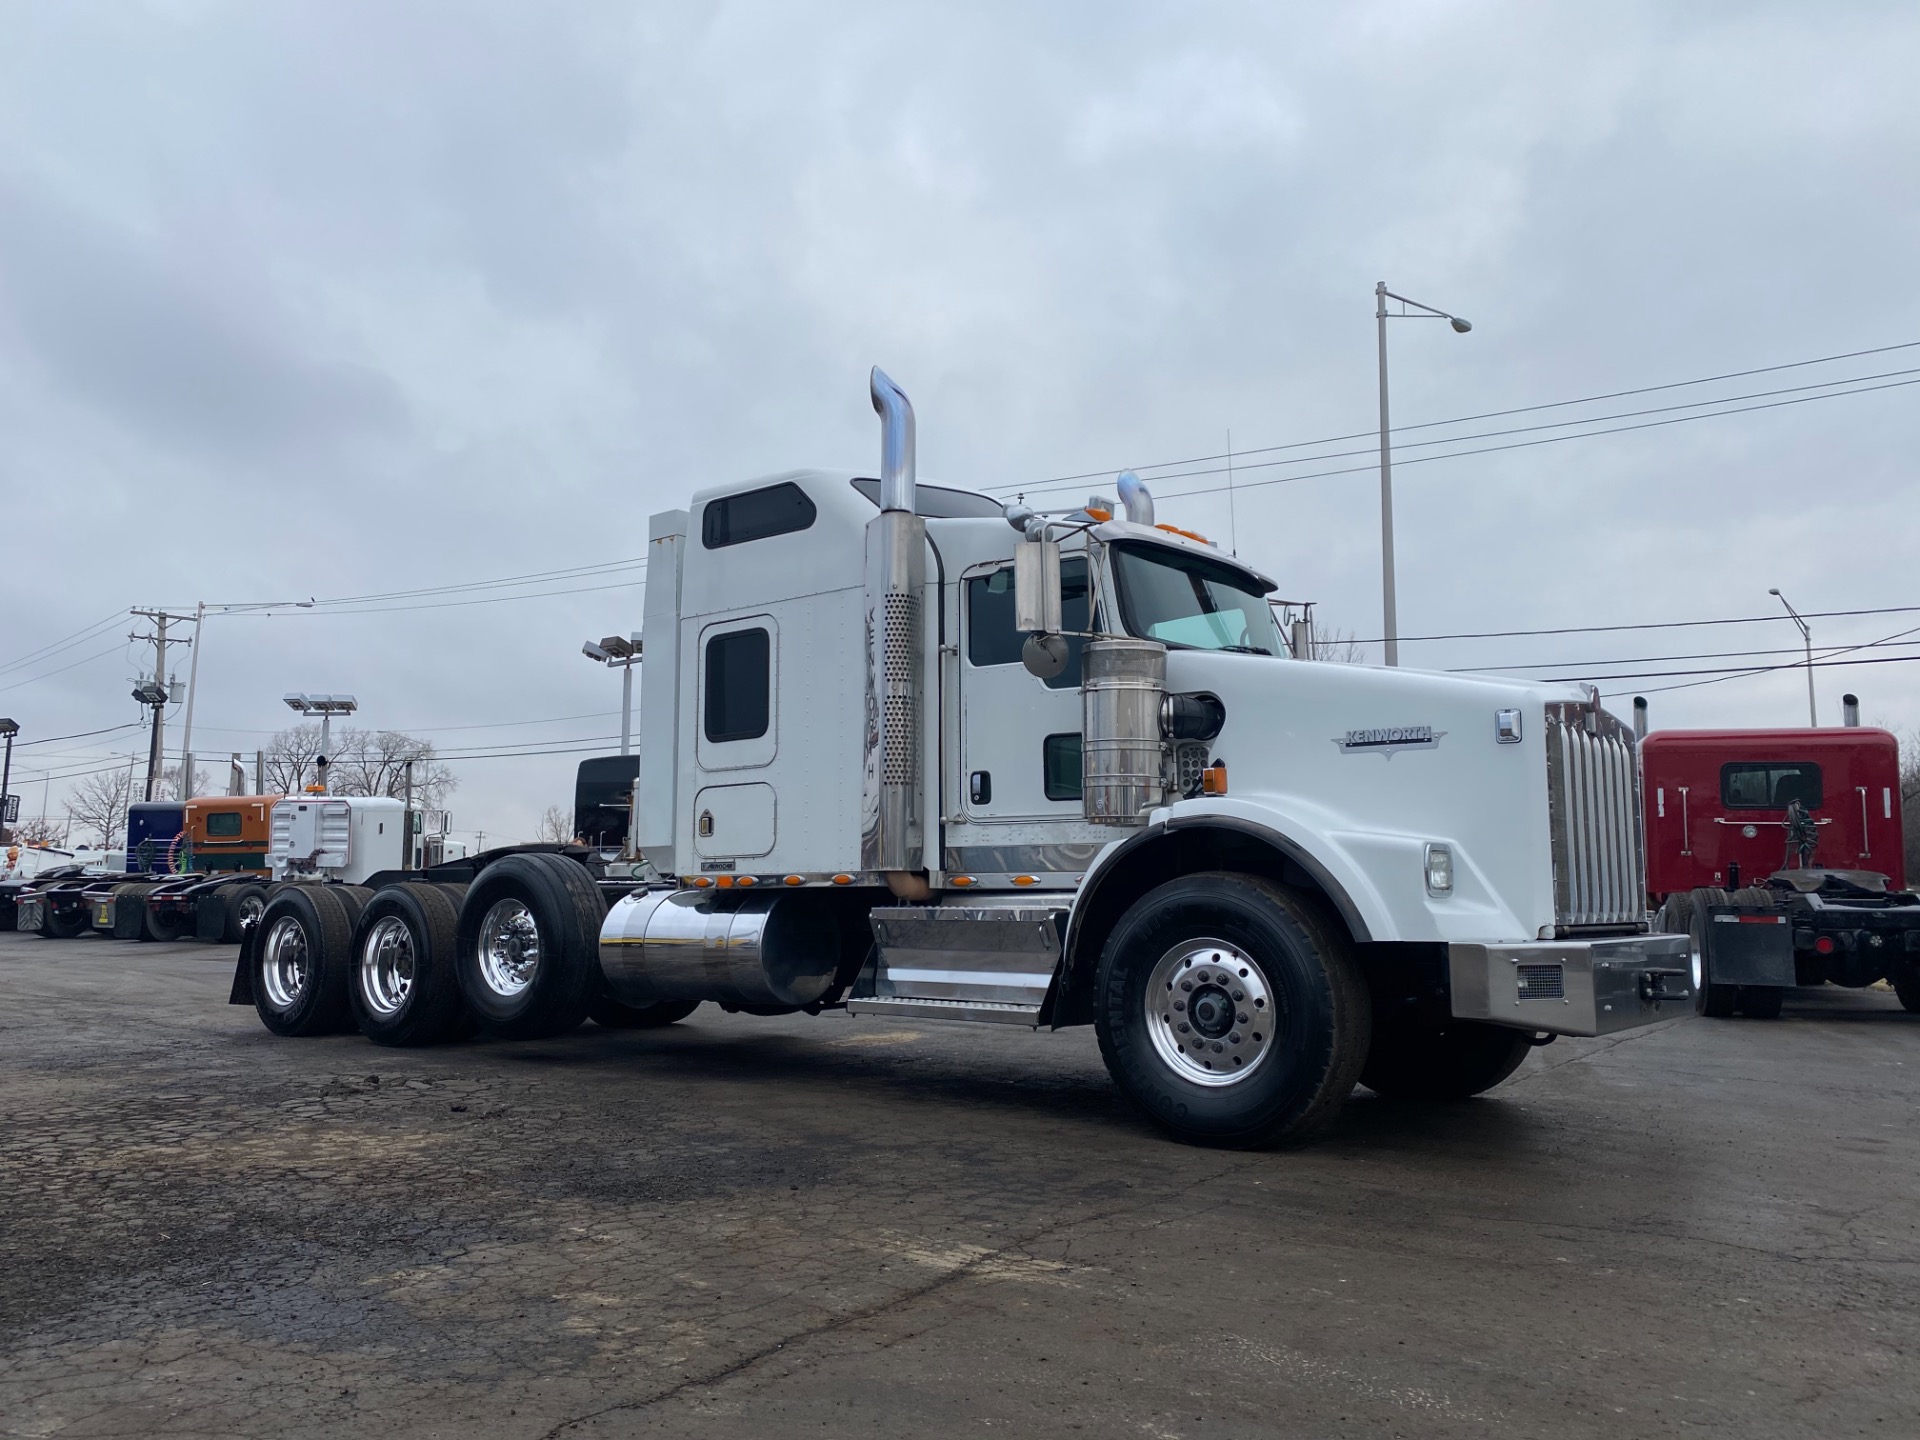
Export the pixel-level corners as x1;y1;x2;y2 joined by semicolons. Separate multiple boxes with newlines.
1424;843;1454;897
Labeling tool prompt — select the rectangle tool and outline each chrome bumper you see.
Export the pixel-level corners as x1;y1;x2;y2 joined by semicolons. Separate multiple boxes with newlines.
1448;934;1691;1037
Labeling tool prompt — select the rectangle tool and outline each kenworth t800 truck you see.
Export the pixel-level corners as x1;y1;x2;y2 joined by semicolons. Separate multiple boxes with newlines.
235;369;1688;1147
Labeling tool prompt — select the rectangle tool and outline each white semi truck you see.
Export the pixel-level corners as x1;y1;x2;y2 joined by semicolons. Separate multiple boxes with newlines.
235;369;1690;1147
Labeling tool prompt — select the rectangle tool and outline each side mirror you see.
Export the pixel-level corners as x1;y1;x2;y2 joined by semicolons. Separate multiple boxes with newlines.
1014;538;1062;636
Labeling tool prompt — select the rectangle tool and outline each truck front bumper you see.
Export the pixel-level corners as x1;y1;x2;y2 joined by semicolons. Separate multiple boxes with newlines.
1449;934;1692;1037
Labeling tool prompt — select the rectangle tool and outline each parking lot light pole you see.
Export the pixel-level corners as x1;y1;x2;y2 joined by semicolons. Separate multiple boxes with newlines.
1376;281;1472;667
282;693;359;792
1769;588;1817;726
582;635;642;755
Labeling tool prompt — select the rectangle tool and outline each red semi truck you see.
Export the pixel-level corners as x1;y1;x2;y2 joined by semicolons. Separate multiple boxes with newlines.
1642;695;1920;1019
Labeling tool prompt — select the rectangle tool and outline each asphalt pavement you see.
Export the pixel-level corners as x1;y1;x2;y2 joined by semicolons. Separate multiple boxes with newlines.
1;927;1914;1438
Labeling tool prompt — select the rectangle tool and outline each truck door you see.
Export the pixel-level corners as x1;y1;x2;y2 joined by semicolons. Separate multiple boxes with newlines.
960;558;1090;821
692;614;780;862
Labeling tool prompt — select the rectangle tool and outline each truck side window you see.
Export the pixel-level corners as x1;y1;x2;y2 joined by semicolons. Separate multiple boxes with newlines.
1042;733;1083;801
705;628;771;743
205;813;243;838
1721;761;1822;809
966;557;1090;689
701;482;817;548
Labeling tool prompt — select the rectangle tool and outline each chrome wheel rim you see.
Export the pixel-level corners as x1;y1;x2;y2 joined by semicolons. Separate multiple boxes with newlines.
261;915;311;1011
1145;937;1277;1087
477;898;540;998
359;915;416;1018
237;892;267;929
1690;939;1704;991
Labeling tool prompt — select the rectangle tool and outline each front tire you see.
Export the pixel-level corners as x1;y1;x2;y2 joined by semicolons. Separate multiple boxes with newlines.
352;883;470;1047
252;886;357;1037
1094;872;1369;1148
1360;1020;1532;1100
456;854;604;1040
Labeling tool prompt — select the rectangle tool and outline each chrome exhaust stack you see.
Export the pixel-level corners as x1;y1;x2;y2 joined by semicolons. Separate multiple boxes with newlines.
862;368;927;887
1116;470;1155;527
1632;696;1648;742
1843;693;1860;727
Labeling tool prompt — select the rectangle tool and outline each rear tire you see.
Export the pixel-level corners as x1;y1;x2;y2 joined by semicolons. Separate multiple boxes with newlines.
43;900;88;940
1360;1020;1532;1100
1893;974;1920;1014
223;886;271;945
1678;889;1739;1018
1094;872;1369;1148
456;854;604;1040
352;883;470;1047
251;886;357;1037
589;996;701;1029
143;903;186;943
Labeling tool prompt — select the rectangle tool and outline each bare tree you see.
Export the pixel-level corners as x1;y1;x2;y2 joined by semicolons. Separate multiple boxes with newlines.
1897;729;1920;887
11;815;69;847
533;804;575;844
1311;624;1370;664
66;768;136;847
155;763;212;801
259;723;457;808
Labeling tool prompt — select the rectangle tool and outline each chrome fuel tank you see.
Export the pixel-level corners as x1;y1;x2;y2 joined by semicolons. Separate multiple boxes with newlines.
599;888;841;1009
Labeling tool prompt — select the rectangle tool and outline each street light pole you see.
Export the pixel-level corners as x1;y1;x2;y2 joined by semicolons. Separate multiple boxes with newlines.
1769;588;1817;726
178;601;205;799
1375;282;1472;667
582;635;642;755
0;719;18;844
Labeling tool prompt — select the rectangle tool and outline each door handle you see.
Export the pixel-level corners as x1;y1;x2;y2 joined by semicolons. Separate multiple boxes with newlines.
970;771;992;805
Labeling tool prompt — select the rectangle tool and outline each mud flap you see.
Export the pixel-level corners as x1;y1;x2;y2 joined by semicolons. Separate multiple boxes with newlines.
1705;907;1795;987
195;892;229;943
228;920;259;1005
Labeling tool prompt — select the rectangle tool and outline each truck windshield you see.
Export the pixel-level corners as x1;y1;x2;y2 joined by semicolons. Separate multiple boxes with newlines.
1110;542;1282;655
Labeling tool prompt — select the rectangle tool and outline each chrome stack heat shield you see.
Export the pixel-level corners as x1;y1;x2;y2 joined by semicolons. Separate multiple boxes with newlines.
862;368;925;874
1082;638;1167;824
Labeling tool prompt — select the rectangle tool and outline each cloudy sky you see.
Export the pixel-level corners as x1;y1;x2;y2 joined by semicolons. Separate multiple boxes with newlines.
3;0;1917;845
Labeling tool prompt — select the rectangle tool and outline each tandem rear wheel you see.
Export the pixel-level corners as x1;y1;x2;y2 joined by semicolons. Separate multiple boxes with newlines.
455;853;607;1040
352;883;472;1047
1664;888;1786;1020
1093;872;1369;1149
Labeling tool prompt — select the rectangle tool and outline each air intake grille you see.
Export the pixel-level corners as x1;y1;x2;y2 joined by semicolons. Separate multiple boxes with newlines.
1545;705;1646;930
881;592;918;785
1517;963;1565;999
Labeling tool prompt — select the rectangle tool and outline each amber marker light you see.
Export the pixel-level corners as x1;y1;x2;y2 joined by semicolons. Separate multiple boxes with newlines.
783;875;805;886
1012;874;1038;887
689;876;712;888
1201;762;1229;796
951;875;976;887
832;874;854;886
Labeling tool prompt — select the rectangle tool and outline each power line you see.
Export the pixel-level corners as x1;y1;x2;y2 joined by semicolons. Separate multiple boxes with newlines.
1021;337;1920;489
0;641;133;695
13;722;144;749
1035;374;1920;506
0;611;127;678
1355;603;1920;647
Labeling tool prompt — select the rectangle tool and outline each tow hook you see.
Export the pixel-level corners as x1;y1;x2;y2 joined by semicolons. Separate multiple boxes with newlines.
1638;969;1690;1004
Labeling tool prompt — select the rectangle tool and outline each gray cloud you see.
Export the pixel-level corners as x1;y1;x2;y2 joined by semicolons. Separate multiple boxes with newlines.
1;0;1916;841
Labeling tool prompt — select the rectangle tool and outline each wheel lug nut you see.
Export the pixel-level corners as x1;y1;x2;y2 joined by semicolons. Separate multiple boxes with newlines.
1237;1012;1248;1024
1180;980;1193;992
1232;990;1244;1002
1173;1000;1185;1012
1177;1023;1190;1034
1229;1032;1241;1045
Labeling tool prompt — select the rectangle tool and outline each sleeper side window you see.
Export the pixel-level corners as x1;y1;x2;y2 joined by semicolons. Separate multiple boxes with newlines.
205;812;244;838
701;482;818;549
704;628;771;743
965;557;1091;689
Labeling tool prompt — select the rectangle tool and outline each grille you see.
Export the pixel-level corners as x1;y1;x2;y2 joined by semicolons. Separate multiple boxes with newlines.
1545;705;1646;930
1516;963;1565;999
881;592;918;785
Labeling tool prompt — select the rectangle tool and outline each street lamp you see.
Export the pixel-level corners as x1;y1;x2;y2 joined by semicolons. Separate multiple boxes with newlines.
283;693;359;792
1376;281;1472;667
1769;589;1817;726
582;635;641;755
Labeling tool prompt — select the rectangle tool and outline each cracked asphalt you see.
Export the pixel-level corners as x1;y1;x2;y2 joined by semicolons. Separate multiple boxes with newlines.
1;928;1915;1438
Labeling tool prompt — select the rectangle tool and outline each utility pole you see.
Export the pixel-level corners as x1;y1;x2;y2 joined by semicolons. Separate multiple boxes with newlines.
404;758;416;867
0;719;18;845
129;609;194;801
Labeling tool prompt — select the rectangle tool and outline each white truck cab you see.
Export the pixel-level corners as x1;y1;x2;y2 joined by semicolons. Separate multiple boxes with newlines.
587;369;1689;1143
269;796;408;885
